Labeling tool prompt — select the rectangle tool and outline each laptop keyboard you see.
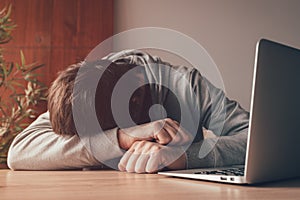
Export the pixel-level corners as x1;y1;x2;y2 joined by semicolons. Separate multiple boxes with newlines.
194;167;245;176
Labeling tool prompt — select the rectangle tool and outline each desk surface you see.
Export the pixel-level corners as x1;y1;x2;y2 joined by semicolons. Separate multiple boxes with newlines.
1;169;300;200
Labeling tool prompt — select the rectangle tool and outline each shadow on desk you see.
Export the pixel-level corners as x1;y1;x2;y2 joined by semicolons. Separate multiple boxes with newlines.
251;177;300;188
159;175;300;188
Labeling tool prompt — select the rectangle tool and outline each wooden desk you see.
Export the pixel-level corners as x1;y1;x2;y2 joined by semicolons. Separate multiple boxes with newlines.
1;169;300;200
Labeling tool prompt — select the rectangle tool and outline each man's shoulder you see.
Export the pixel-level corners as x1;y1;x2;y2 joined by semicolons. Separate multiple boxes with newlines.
104;49;202;80
38;111;50;120
103;49;149;62
28;111;51;128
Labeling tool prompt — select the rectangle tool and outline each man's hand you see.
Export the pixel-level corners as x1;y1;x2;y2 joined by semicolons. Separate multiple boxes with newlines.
118;140;186;173
117;118;193;150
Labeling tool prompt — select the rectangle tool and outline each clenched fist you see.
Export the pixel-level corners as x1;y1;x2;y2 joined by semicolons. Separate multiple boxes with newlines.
117;118;193;150
118;140;186;173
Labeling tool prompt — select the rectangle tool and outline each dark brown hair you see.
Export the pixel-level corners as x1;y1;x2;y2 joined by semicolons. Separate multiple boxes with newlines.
47;60;136;136
48;63;81;135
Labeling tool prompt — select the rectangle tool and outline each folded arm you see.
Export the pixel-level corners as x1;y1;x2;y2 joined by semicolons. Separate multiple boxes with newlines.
7;112;191;170
7;112;107;170
185;69;249;169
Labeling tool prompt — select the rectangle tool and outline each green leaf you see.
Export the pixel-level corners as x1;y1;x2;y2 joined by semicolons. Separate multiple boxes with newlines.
6;62;13;76
4;5;12;20
20;50;26;66
15;63;21;70
10;81;25;88
27;64;44;73
2;63;7;78
24;77;39;84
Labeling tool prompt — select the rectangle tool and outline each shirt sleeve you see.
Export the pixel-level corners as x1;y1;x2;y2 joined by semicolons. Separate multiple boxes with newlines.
7;112;123;170
185;69;250;168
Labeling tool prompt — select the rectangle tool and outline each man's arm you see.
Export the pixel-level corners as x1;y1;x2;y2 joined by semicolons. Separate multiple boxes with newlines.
8;112;190;170
185;69;249;169
186;130;248;168
117;118;193;150
7;112;108;170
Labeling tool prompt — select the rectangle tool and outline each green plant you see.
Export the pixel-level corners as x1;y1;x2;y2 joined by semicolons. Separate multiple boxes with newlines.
0;5;47;166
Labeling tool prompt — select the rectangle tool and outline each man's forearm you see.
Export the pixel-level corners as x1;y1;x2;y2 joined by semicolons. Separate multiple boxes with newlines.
185;130;248;169
8;112;109;170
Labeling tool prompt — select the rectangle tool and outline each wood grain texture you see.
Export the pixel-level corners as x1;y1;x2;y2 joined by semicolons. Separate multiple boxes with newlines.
1;169;300;200
0;0;113;113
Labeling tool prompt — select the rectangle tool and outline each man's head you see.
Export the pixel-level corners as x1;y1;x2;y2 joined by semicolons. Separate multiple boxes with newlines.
48;63;80;136
48;60;152;136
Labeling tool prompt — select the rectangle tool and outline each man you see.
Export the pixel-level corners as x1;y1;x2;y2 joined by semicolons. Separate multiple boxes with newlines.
7;50;249;173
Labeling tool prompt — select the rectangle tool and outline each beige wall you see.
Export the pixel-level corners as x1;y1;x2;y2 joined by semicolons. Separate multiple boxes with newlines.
114;0;300;110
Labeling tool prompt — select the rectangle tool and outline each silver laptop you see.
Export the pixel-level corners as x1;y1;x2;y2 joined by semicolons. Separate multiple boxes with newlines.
158;39;300;184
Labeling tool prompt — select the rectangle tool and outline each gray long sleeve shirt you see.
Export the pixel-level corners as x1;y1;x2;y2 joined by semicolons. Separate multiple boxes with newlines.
7;50;249;170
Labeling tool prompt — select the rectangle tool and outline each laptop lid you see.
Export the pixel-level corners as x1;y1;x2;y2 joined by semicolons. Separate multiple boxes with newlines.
245;39;300;183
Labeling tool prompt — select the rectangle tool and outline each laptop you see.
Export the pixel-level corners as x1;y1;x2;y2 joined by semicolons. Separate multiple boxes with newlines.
158;39;300;184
